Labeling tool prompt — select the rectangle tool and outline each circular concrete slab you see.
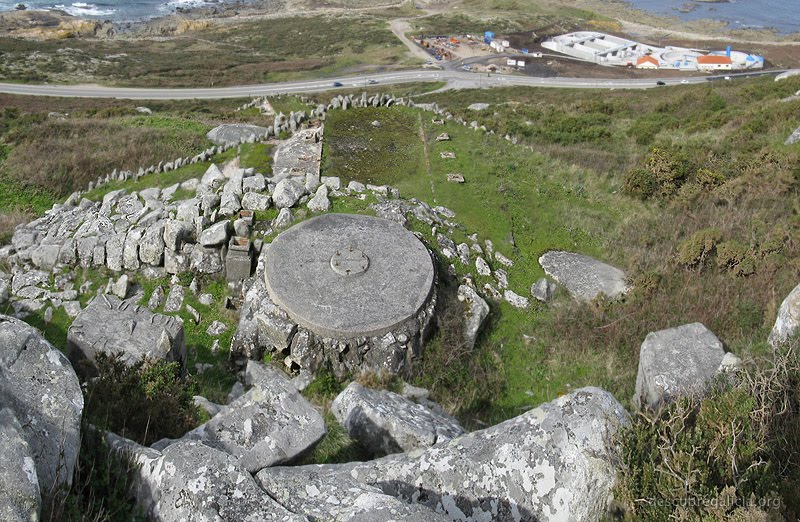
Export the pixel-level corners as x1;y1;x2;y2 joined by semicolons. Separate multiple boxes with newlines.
264;214;435;339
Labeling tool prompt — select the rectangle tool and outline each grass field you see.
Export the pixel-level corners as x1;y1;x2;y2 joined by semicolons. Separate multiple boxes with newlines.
320;75;800;424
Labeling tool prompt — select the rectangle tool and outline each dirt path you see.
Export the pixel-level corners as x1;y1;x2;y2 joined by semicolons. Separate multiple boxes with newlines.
390;17;433;64
417;112;437;204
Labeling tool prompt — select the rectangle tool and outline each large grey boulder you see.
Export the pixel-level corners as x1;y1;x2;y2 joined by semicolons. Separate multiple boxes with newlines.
272;178;307;209
67;295;186;373
174;361;325;473
199;220;231;247
0;316;83;500
539;251;628;301
110;436;305;522
457;285;490;349
633;322;726;410
769;283;800;348
207;124;269;146
256;466;450;521
293;387;628;522
331;382;464;456
0;408;41;522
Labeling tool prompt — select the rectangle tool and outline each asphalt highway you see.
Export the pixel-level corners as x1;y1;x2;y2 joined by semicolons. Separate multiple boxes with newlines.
0;68;783;100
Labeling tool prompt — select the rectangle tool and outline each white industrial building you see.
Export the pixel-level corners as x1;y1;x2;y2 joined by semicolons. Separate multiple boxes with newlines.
542;31;764;71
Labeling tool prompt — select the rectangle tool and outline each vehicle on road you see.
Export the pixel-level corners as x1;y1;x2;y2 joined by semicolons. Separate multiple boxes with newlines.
680;79;689;84
656;81;666;86
332;81;343;87
367;79;379;85
724;76;732;81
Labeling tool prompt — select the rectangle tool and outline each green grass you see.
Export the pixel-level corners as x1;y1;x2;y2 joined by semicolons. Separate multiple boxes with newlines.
321;105;637;422
239;142;275;175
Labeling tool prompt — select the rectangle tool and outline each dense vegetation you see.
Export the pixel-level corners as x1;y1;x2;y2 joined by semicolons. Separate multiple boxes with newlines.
0;14;410;87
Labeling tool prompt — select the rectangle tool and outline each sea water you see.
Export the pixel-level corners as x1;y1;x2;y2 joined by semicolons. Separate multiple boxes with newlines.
0;0;233;22
625;0;799;35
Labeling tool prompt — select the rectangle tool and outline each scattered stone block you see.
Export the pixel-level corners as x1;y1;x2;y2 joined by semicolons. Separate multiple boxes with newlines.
280;387;628;522
531;277;557;302
769;282;800;348
67;295;186;373
633;322;727;410
458;284;489;349
331;382;465;456
175;362;326;473
225;237;253;283
539;251;628;301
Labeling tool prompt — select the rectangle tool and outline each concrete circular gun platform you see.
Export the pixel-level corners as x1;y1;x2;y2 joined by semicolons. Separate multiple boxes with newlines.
264;213;435;339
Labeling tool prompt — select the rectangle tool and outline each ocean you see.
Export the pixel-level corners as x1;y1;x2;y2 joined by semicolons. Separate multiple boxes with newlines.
624;0;800;35
0;0;232;22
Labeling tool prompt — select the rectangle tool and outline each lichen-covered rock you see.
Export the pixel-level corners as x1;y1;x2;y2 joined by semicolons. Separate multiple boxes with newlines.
331;382;464;456
190;245;224;274
230;276;298;360
306;184;330;212
163;219;194;252
503;289;529;310
109;435;305;522
256;466;450;522
199;220;231;247
273;178;307;209
241;192;272;211
769;283;800;348
67;295;186;373
0;408;41;522
301;387;627;522
0;316;83;500
175;361;325;473
539;251;628;301
139;220;166;265
457;284;489;349
634;322;726;410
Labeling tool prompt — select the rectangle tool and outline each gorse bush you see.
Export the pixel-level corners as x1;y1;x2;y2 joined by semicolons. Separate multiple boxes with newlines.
614;343;800;521
676;228;722;269
83;352;200;446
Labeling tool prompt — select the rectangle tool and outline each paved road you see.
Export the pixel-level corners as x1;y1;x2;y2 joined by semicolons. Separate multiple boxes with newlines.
0;69;783;100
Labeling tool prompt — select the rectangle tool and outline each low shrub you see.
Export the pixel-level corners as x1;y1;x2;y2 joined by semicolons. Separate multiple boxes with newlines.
614;343;800;521
676;228;722;269
622;168;657;200
82;353;200;446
